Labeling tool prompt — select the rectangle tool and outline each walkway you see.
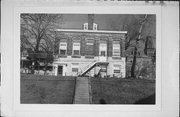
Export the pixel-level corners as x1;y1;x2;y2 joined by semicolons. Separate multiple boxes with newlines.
74;77;90;104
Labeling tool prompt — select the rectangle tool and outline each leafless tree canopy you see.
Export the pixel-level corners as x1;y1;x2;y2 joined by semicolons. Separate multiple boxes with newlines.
21;14;63;54
109;14;156;78
21;14;63;71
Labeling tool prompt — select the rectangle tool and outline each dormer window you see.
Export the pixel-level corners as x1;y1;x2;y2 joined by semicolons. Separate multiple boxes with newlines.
93;23;98;30
83;23;88;30
83;23;98;30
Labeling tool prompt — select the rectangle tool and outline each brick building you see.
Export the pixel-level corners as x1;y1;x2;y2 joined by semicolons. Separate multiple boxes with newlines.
53;15;127;78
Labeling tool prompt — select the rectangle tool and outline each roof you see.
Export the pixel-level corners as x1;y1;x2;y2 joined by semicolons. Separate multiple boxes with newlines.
54;29;127;34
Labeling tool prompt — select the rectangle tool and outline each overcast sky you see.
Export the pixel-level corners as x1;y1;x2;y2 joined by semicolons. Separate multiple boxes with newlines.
61;14;127;31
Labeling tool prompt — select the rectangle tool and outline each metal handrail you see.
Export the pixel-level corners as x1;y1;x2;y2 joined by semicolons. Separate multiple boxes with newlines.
78;60;97;76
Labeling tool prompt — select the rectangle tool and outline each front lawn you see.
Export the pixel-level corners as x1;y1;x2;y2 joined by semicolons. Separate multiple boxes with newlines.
91;78;155;104
21;74;76;104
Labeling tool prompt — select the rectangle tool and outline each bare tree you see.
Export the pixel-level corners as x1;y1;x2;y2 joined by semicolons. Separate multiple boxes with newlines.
21;14;63;72
109;14;156;78
130;14;148;77
128;15;155;78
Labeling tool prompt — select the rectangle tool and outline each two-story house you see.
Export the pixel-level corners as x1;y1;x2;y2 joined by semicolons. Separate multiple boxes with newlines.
52;16;127;78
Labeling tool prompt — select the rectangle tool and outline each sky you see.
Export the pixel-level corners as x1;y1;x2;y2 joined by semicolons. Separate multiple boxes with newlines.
59;14;156;51
60;14;126;31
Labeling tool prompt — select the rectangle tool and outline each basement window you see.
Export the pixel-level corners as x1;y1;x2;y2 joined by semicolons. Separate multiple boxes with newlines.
113;64;121;73
72;63;79;72
72;68;78;72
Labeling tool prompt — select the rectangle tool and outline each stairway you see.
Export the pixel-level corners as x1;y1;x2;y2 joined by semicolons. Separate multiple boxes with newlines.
78;61;109;76
78;61;97;76
74;77;90;104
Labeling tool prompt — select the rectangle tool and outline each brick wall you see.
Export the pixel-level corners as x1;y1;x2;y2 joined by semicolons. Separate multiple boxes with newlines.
55;32;126;57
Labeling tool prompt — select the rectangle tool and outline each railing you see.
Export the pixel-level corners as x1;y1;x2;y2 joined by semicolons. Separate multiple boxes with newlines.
78;60;97;76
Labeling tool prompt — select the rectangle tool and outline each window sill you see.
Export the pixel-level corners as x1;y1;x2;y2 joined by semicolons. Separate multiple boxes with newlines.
59;55;67;58
112;56;121;60
85;55;94;59
72;55;81;58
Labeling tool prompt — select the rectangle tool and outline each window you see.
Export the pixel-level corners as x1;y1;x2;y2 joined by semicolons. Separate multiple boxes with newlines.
114;65;121;73
86;39;94;46
100;51;106;56
72;68;78;72
113;41;120;57
93;23;98;30
83;23;88;30
59;42;67;55
83;23;98;30
99;42;107;56
72;63;79;72
85;38;94;56
73;42;80;56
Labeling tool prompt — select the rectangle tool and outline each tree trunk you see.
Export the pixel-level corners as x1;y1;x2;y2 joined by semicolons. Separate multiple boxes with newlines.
131;46;137;78
130;14;148;78
32;38;41;74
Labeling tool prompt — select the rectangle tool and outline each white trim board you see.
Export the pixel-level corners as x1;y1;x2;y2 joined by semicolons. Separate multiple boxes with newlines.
55;29;128;34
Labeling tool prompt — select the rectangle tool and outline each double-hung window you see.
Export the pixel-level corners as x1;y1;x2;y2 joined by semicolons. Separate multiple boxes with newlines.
59;42;67;55
85;38;94;56
99;41;107;57
113;41;120;57
73;42;80;56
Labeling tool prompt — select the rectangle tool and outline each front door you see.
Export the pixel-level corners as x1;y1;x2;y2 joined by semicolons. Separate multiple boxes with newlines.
58;66;63;75
99;43;107;62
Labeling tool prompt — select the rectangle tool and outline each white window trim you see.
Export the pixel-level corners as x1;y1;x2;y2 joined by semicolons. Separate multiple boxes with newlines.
85;38;94;56
59;42;67;55
99;43;107;56
72;42;81;56
72;68;79;72
93;23;98;30
72;63;79;72
113;64;121;73
112;42;121;57
83;23;88;30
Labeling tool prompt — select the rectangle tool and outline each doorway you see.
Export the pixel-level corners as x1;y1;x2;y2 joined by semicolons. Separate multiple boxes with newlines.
58;66;63;75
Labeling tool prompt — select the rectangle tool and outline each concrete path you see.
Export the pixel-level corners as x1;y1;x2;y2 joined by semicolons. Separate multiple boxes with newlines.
74;77;90;104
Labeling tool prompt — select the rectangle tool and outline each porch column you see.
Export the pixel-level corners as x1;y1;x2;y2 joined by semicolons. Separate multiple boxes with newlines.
62;64;67;76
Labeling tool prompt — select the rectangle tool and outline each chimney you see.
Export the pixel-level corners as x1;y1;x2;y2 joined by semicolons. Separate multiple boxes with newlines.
88;14;94;30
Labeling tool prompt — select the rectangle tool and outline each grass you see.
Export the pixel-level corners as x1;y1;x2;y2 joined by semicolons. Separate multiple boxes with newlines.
21;74;76;104
91;78;155;104
21;74;155;104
